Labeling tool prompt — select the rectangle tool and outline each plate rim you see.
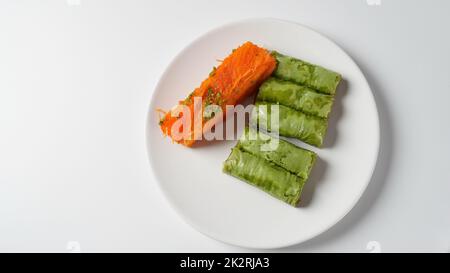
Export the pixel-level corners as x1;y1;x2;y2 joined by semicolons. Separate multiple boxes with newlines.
146;18;380;249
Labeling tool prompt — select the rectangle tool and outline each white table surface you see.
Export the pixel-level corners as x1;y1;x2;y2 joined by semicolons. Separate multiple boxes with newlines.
1;0;449;253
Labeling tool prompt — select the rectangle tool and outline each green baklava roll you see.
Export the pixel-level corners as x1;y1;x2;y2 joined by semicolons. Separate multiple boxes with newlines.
272;51;341;95
252;101;328;147
257;77;334;118
223;147;305;206
237;127;316;180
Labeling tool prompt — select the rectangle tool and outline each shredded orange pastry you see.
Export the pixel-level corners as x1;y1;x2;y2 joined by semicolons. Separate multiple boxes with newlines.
159;42;276;146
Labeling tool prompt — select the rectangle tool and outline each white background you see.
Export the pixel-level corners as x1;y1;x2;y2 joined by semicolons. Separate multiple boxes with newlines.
0;0;449;252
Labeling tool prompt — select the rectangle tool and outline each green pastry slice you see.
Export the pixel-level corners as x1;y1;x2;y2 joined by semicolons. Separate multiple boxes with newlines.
272;51;341;95
223;147;305;206
237;127;316;180
252;101;328;147
257;77;334;118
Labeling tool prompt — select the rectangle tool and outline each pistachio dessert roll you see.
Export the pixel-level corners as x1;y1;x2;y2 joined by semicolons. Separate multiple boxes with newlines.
223;147;305;206
272;51;341;95
252;101;328;147
257;77;334;118
237;127;316;180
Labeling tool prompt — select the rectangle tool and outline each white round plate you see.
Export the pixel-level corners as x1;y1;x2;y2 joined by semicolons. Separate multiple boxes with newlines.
147;18;379;249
